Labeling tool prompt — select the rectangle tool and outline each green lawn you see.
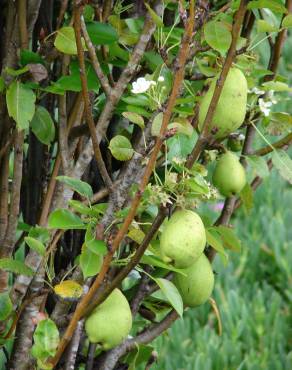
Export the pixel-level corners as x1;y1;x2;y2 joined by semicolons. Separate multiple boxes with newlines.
153;170;292;370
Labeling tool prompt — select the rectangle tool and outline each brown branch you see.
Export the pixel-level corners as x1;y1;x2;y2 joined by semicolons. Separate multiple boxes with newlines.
17;0;29;49
99;310;179;370
207;0;292;261
72;9;158;180
57;0;69;29
0;132;24;293
268;0;292;75
84;208;168;317
48;4;194;364
253;133;292;156
80;17;111;97
39;93;84;226
59;56;71;175
186;0;248;168
64;320;84;370
74;4;113;189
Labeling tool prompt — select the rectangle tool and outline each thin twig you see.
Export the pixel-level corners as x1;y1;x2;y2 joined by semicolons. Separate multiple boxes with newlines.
80;16;111;96
99;310;179;370
186;0;248;168
48;3;193;365
253;132;292;156
74;4;113;189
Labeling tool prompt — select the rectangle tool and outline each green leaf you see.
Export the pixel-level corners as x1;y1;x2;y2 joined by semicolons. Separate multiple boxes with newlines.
86;22;118;45
140;254;187;275
48;209;85;230
24;237;46;256
54;27;86;55
240;183;254;213
109;135;134;161
53;61;100;92
32;319;59;359
151;112;163;137
68;200;93;215
144;3;164;27
56;176;93;199
155;278;183;316
213;226;242;252
256;19;278;33
0;77;4;92
0;292;13;321
5;66;29;76
248;0;288;14
125;344;153;370
6;81;36;130
122;112;145;129
30;106;55;145
20;49;44;66
266;112;292;135
206;229;228;264
85;226;107;255
262;81;292;92
272;149;292;184
0;258;34;276
169;118;193;137
246;155;270;178
80;246;103;278
28;226;50;244
282;14;292;28
128;228;145;244
83;5;95;21
204;21;232;55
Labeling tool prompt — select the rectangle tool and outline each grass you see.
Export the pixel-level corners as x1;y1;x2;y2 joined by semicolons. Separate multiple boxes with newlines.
152;169;292;370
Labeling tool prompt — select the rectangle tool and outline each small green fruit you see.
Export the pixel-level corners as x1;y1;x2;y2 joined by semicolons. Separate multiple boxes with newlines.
85;289;132;350
174;253;214;307
227;133;245;152
198;68;247;138
212;151;246;197
160;210;206;268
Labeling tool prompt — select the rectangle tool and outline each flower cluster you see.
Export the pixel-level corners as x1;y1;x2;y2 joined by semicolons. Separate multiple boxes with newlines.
131;76;165;94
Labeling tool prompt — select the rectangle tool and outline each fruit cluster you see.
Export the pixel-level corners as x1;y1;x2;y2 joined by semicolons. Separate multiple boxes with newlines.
160;209;214;307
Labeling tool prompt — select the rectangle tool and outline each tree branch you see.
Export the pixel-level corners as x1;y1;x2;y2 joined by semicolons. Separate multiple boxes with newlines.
99;310;179;370
80;16;111;97
47;6;163;365
74;4;113;189
252;132;292;156
186;0;248;168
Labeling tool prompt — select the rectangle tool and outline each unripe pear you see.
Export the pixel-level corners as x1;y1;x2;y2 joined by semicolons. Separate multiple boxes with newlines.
160;210;206;268
174;253;214;307
85;289;132;350
227;133;245;152
212;151;246;197
198;68;247;138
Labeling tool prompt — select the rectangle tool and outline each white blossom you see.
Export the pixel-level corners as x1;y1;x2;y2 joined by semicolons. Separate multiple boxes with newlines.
158;76;165;82
259;98;272;117
131;77;152;94
267;90;277;104
250;87;265;95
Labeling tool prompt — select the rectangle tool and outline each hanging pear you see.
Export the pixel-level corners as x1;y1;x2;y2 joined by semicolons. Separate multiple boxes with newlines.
160;210;206;268
174;253;214;307
198;68;247;138
212;151;246;197
85;289;132;350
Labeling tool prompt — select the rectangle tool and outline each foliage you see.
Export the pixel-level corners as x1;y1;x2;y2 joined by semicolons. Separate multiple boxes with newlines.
0;1;291;369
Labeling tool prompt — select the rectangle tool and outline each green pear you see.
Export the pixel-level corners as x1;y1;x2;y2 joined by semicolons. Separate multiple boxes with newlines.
198;68;247;138
212;151;246;197
174;253;214;307
227;133;245;152
85;288;132;350
160;210;206;268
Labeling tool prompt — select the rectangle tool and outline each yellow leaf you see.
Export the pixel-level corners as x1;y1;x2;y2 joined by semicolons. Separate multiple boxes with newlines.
54;280;83;299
